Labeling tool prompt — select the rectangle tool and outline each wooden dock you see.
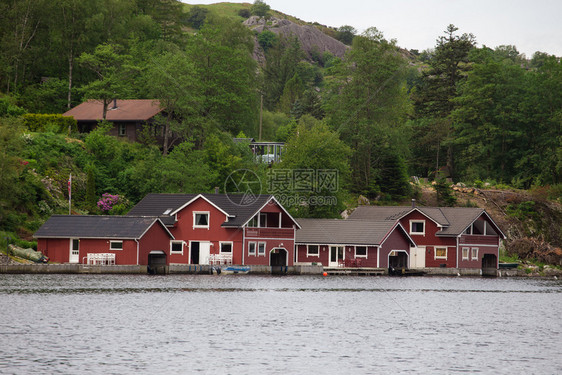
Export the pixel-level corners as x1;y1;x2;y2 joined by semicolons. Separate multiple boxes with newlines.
324;267;386;276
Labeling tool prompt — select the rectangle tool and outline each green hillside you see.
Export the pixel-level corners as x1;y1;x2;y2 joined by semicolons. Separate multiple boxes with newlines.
0;1;560;265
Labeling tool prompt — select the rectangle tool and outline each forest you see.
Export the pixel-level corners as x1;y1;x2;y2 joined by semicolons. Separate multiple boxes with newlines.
0;0;561;252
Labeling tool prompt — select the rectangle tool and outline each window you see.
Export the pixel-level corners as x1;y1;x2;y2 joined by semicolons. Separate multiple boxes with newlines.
220;242;233;253
258;242;266;256
410;220;425;235
248;242;256;256
435;247;447;259
248;215;258;227
171;241;183;254
248;213;268;228
355;246;367;258
118;124;126;136
471;247;479;261
307;245;319;257
193;212;209;228
72;239;80;251
462;247;469;260
110;241;123;250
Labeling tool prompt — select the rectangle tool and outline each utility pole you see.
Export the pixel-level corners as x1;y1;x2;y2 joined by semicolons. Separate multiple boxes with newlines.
259;93;263;141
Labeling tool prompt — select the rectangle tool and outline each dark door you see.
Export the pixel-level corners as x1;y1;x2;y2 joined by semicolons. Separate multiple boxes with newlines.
191;241;200;264
270;248;287;266
482;254;497;276
148;252;167;274
389;251;408;269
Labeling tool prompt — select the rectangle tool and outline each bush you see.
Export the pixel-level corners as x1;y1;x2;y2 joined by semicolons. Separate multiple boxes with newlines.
23;114;77;134
238;9;251;18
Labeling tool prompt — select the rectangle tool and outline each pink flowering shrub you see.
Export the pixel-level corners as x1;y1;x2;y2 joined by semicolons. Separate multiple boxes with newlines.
97;193;120;212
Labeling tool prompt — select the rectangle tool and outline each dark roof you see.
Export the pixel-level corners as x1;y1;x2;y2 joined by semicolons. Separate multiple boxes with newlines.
126;193;299;228
63;99;162;121
295;218;411;246
348;206;504;237
34;215;173;239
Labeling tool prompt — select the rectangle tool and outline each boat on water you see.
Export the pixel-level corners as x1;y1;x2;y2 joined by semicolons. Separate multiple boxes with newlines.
217;265;251;275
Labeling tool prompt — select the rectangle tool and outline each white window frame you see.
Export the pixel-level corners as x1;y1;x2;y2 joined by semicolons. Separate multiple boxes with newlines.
193;211;210;229
170;240;184;254
259;213;267;227
118;123;126;136
434;247;447;260
306;244;320;257
257;242;266;256
462;247;469;260
471;247;479;261
248;215;258;228
110;240;123;251
248;242;256;256
355;246;368;258
220;241;233;254
410;220;425;235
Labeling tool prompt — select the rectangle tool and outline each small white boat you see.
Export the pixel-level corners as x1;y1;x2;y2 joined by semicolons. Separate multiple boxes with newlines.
220;265;250;274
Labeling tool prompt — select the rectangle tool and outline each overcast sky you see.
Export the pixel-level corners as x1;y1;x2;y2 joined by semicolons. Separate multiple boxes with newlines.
184;0;562;57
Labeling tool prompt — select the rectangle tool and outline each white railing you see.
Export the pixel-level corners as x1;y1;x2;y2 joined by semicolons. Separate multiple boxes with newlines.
85;253;116;265
208;254;232;265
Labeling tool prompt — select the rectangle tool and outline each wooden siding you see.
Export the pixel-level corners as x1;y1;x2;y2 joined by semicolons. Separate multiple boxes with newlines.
138;222;174;265
398;211;457;268
245;227;294;239
459;234;499;246
379;226;411;268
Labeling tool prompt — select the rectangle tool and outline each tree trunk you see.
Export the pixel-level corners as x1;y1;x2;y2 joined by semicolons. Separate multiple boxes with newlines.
67;54;73;109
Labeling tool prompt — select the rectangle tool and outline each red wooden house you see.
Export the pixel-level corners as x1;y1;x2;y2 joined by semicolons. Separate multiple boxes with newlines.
126;193;301;267
295;218;416;268
348;205;506;270
34;216;173;265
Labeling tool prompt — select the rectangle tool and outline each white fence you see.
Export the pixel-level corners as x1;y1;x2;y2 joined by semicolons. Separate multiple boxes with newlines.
85;253;116;265
208;254;232;265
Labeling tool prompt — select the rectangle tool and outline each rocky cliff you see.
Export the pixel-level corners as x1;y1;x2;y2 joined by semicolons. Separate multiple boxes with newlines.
244;16;349;63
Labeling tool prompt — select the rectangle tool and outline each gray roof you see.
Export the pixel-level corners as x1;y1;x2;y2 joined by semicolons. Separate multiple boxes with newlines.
34;215;172;239
348;206;503;237
295;218;410;246
126;193;299;228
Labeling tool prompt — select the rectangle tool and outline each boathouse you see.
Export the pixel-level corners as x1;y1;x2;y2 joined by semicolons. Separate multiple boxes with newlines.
34;216;173;266
126;193;301;267
295;218;415;268
348;206;506;270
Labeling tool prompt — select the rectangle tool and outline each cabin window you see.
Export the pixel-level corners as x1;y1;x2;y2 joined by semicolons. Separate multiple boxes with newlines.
471;247;479;261
258;242;266;256
72;239;80;251
248;215;258;227
220;242;233;253
355;246;367;258
307;245;319;257
462;247;469;260
110;241;123;250
193;212;209;228
410;220;425;235
435;247;447;259
248;213;267;228
170;241;183;254
118;124;126;136
248;242;256;256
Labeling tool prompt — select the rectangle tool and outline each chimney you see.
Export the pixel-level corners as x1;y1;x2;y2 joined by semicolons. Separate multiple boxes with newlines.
411;199;416;208
112;99;117;109
214;186;219;194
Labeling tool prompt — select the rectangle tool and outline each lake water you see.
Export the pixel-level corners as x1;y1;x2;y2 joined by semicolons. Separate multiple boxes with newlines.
0;274;560;374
